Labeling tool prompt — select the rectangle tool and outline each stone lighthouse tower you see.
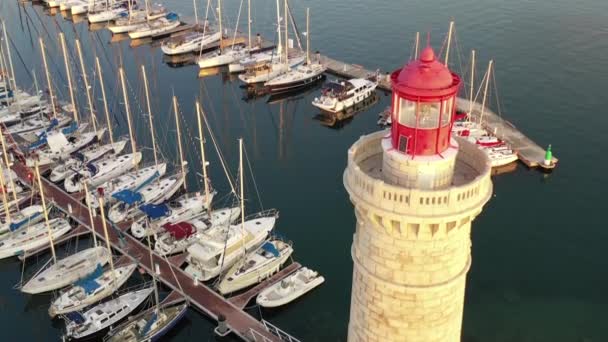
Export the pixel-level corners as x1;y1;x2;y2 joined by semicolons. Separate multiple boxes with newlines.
344;45;493;342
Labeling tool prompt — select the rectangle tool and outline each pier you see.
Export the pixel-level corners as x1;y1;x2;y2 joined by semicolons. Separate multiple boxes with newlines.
9;160;292;342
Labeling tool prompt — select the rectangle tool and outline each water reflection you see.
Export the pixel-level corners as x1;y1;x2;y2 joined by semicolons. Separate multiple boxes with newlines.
314;93;379;129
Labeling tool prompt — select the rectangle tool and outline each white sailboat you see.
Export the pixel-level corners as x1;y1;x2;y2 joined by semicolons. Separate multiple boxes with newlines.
217;239;293;294
107;170;186;223
154;206;241;256
88;0;130;23
64;287;154;339
0;218;71;260
0;204;48;235
130;193;215;238
63;152;142;193
128;12;181;39
162;30;222;56
48;263;137;317
25;130;102;167
107;3;167;34
256;267;324;308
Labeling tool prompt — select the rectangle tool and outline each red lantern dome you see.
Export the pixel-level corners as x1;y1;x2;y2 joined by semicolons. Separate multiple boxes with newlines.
389;46;461;156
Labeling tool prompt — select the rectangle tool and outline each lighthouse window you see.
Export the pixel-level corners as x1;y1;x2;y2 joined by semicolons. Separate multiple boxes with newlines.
398;98;417;127
418;102;441;129
441;99;453;126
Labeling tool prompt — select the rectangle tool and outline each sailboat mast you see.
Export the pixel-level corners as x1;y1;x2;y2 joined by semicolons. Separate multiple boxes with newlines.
284;0;288;66
195;101;211;209
2;20;19;109
468;50;475;118
34;161;57;263
306;8;310;65
82;181;98;247
239;138;245;249
479;60;493;125
444;21;454;66
0;124;18;206
194;0;199;25
247;0;251;48
141;65;158;169
97;193;116;282
39;39;57;118
218;0;223;52
59;33;79;124
0;161;11;223
414;32;420;60
118;67;137;167
275;0;282;59
32;69;39;98
172;96;187;191
95;57;114;146
145;221;160;314
75;39;98;135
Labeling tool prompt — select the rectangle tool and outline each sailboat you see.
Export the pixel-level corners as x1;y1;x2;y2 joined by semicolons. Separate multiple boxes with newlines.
0;203;50;235
25;129;103;167
63;287;154;339
154;206;241;256
107;2;167;34
128;12;181;39
184;139;275;281
63;152;143;193
217;239;293;294
238;0;305;85
0;218;72;260
265;8;325;93
161;0;221;55
88;0;130;23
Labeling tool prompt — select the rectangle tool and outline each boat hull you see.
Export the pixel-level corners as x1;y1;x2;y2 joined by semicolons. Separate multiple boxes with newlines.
267;73;325;94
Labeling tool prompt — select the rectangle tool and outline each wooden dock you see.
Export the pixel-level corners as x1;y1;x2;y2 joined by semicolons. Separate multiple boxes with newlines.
10;161;288;342
321;55;557;168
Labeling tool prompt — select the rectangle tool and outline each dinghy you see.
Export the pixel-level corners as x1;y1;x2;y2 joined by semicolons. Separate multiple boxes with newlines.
49;139;127;183
0;218;71;260
21;246;111;294
130;192;215;238
64;287;154;339
184;214;276;281
49;263;137;317
256;267;324;307
108;171;185;223
0;204;49;235
154;206;241;256
217;239;293;294
63;152;142;193
104;301;188;342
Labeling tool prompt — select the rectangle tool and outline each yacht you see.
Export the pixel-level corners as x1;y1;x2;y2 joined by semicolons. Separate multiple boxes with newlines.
312;78;378;113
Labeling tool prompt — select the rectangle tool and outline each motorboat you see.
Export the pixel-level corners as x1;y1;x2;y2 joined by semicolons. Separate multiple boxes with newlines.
312;78;378;113
256;267;324;307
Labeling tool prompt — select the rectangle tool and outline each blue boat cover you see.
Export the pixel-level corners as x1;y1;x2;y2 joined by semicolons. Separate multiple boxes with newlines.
46;118;59;131
165;12;179;21
62;121;78;135
133;171;160;193
261;241;280;257
65;311;86;324
85;163;98;175
73;152;85;162
141;312;158;336
74;264;104;294
9;212;41;232
112;189;143;205
28;137;47;151
139;203;170;219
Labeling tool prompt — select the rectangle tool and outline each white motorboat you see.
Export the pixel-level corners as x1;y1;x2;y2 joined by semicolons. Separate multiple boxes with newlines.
104;301;188;342
107;171;185;223
84;163;167;209
21;246;111;294
0;204;48;235
312;78;378;113
265;62;326;93
154;206;241;256
256;267;324;308
26;130;101;167
238;53;305;84
486;148;519;167
64;287;154;339
49;139;128;183
49;263;137;317
217;239;293;294
63;152;142;193
130;192;216;238
0;218;71;260
184;214;276;281
128;13;181;39
107;4;167;34
161;30;221;55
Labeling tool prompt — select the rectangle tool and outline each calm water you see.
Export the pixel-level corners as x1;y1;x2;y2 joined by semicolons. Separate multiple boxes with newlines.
1;0;607;341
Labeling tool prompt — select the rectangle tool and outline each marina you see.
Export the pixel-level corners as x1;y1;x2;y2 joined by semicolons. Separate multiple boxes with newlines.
0;0;586;341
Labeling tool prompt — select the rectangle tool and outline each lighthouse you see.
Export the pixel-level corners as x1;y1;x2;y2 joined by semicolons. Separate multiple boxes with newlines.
344;45;493;341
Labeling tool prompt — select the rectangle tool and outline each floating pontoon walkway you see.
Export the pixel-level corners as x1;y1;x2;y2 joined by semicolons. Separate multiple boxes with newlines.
320;55;558;168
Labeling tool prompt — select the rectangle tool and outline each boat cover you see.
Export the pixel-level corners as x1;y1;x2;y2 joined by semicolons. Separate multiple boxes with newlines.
163;222;194;240
165;12;179;21
133;171;161;193
139;203;170;219
141;312;158;336
112;189;143;205
74;264;104;294
65;311;86;324
73;152;85;162
61;121;78;135
46;131;70;153
261;241;280;257
28;136;47;151
9;212;41;232
85;163;98;175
